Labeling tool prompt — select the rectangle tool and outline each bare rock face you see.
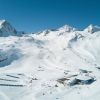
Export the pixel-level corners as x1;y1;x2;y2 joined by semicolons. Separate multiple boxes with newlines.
68;75;95;86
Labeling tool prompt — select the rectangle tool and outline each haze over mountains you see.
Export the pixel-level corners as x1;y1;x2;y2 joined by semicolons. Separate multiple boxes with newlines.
0;20;100;100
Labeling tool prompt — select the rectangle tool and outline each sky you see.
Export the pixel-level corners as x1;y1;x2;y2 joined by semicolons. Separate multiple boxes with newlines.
0;0;100;32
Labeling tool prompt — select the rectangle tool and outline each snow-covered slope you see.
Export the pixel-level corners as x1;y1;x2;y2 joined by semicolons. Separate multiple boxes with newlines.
0;20;100;100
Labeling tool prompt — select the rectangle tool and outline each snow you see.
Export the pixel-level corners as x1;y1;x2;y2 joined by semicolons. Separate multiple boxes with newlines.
0;20;6;26
0;20;100;100
0;20;26;37
58;25;77;32
84;24;100;33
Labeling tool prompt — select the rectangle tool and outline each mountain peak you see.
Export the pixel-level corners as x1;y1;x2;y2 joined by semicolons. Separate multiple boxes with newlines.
0;20;18;36
84;24;100;33
0;19;26;37
0;20;15;30
0;20;6;26
58;25;77;32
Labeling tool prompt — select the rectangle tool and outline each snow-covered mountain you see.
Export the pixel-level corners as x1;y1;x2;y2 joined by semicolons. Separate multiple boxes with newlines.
84;24;100;33
0;20;100;100
0;20;25;37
